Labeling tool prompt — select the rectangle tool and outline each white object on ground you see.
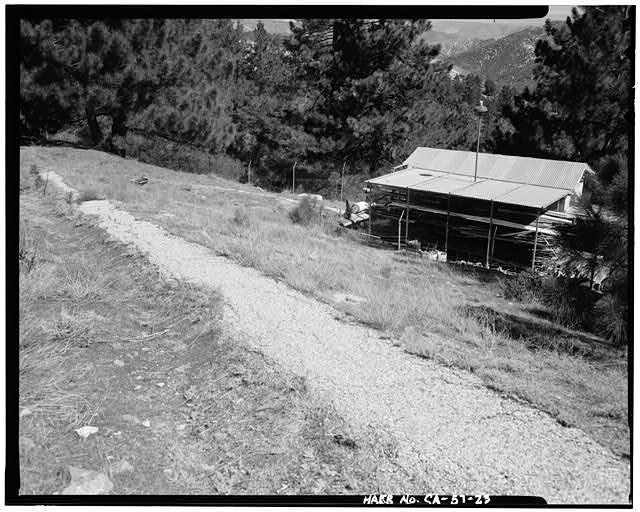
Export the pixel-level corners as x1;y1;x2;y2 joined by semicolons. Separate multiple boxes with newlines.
75;426;99;439
121;414;140;425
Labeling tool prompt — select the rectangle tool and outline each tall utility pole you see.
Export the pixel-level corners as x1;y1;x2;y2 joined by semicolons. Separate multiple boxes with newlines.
474;100;488;182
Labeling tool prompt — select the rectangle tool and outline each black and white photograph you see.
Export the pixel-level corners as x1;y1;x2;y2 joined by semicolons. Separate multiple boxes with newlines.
7;3;633;506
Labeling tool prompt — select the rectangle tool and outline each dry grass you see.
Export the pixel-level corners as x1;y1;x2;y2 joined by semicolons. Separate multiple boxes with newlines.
18;164;431;494
20;145;629;458
75;189;104;203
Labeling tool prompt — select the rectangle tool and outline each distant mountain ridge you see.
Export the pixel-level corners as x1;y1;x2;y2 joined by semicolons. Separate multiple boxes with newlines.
236;19;293;35
449;24;559;90
423;19;546;56
234;18;556;91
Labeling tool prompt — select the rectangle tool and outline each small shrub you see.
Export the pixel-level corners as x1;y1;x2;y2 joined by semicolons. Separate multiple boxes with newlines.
19;221;38;274
499;269;544;302
231;206;251;228
379;265;392;279
592;295;627;346
547;278;599;328
30;164;44;189
289;196;323;226
210;153;245;181
19;247;38;274
76;190;102;203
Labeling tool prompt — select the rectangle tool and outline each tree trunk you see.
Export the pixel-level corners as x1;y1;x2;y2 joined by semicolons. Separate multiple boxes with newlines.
369;150;379;175
85;105;103;146
111;111;128;138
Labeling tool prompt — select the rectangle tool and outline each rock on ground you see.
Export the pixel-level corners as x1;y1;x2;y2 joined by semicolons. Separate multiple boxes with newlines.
61;466;113;495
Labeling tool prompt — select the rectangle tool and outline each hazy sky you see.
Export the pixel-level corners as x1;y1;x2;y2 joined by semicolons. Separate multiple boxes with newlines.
547;5;576;20
431;5;577;24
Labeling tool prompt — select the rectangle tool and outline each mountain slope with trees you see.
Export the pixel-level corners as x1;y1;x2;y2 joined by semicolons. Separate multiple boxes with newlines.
450;25;550;89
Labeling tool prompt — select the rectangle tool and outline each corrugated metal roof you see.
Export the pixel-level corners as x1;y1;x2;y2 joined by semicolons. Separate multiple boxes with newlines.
449;180;521;201
366;172;571;209
409;178;568;209
411;175;474;194
494;184;569;209
403;147;591;191
367;168;445;188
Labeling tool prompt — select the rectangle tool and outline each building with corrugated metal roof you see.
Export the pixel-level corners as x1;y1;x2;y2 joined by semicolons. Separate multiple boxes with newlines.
363;147;594;270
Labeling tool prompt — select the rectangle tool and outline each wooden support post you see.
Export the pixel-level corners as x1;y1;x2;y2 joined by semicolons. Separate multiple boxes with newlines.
531;210;540;270
292;161;297;194
247;160;252;185
405;187;410;243
368;192;372;240
398;211;405;251
444;193;451;254
340;161;346;213
490;225;498;263
485;200;494;268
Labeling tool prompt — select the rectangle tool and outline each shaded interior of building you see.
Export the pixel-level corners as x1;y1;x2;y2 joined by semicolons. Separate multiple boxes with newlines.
366;185;567;271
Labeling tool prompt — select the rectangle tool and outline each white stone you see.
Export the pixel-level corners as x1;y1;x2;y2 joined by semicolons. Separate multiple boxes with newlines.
75;426;99;439
61;466;113;495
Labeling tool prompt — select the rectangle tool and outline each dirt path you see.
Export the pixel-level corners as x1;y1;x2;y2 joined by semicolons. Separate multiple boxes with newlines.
47;171;629;503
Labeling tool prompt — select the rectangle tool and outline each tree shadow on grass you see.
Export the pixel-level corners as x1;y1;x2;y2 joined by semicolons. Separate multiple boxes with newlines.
462;304;617;361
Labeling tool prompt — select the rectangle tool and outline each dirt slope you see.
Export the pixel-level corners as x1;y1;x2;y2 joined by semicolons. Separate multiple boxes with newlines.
46;170;629;503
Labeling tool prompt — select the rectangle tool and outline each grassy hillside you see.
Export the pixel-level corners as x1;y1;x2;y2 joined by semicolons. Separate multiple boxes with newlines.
19;158;433;494
21;145;629;459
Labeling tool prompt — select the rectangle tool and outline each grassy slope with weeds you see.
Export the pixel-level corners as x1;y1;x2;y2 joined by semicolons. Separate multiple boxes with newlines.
22;145;629;459
18;163;432;495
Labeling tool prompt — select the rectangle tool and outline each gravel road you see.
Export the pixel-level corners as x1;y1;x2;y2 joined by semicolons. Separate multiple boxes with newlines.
45;171;629;503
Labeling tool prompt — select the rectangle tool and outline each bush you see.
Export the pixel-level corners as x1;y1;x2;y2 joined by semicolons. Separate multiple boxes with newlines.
289;196;323;226
500;270;617;340
19;221;38;274
30;163;44;189
122;132;245;180
499;269;544;302
76;190;103;203
231;206;251;228
592;295;627;346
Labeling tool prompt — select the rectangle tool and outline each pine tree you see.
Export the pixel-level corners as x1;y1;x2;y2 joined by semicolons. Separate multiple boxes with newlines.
496;7;632;344
229;21;311;187
286;19;439;174
20;19;135;145
133;19;244;153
